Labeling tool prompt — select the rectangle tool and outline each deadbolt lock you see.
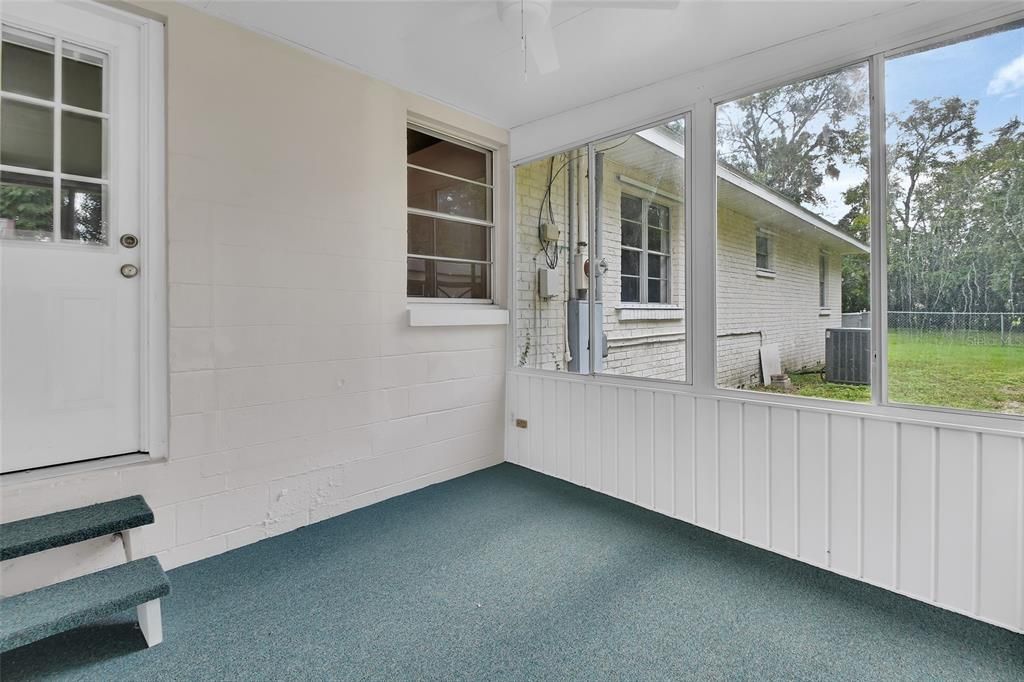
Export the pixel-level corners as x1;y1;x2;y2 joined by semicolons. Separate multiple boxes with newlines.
120;264;139;278
120;234;139;248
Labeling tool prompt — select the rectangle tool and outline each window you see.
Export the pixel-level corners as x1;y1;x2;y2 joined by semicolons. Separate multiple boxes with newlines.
819;252;828;308
884;23;1023;416
717;62;871;397
513;114;688;381
756;231;773;272
1;26;107;244
620;193;670;304
406;125;492;299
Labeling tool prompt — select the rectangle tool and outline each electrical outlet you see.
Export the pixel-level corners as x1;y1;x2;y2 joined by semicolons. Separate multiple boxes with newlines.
515;418;528;429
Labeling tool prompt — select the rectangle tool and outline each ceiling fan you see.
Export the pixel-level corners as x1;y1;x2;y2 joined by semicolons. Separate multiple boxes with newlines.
460;1;681;78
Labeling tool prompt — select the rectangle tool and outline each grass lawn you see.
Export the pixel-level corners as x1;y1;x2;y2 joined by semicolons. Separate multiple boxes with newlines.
756;332;1024;415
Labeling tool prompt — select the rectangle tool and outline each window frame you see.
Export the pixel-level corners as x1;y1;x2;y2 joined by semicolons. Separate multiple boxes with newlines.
0;23;112;247
619;191;671;305
755;228;774;275
406;122;495;303
818;251;828;309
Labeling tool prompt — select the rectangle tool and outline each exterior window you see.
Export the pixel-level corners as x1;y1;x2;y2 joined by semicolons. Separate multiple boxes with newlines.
406;125;492;299
717;61;870;397
819;252;828;308
1;26;108;244
756;231;773;272
620;193;670;304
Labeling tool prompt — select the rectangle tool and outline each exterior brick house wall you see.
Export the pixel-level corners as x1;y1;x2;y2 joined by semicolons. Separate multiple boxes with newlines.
516;150;847;386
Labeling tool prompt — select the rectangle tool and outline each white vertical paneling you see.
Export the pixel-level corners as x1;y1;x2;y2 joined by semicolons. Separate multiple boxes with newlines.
635;390;654;509
555;380;571;480
506;374;519;465
569;382;586;485
600;385;617;495
769;407;797;556
899;424;934;601
617;388;637;502
798;411;829;567
674;395;696;522
718;401;743;537
542;379;558;474
935;429;976;613
695;398;719;529
653;392;674;516
584;383;601;490
861;419;896;586
506;370;1024;633
742;404;769;547
529;377;544;471
977;434;1021;629
829;415;861;576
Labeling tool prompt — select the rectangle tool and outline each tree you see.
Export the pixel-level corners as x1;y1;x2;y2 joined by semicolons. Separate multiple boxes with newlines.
717;67;868;208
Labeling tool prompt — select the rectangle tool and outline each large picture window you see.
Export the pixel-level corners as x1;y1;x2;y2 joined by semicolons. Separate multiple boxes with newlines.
406;125;493;299
716;62;871;398
884;23;1023;416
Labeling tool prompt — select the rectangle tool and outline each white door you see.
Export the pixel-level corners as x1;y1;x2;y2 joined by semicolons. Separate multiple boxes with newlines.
0;3;146;473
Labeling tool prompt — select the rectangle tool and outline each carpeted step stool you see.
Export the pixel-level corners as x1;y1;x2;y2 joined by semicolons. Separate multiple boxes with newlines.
0;496;170;652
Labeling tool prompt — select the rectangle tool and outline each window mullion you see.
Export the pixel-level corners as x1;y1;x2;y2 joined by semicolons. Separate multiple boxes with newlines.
640;198;649;303
52;36;62;242
868;53;887;407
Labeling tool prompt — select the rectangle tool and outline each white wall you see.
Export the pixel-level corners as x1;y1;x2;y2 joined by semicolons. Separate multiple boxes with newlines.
1;2;507;595
507;371;1024;633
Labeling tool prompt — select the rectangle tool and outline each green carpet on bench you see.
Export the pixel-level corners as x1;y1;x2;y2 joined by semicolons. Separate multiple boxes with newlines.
2;463;1021;680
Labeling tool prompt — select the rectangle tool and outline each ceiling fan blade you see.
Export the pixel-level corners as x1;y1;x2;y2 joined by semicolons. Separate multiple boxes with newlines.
528;24;560;74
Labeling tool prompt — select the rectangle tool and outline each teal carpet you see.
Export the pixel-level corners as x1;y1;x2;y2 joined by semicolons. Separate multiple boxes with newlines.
2;463;1021;680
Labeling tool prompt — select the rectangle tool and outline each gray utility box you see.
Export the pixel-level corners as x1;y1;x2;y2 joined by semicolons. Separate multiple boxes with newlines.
567;300;604;374
825;327;870;385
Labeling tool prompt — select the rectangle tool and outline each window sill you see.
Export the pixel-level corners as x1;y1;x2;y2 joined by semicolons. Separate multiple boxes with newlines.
755;269;776;279
407;304;509;327
616;305;685;321
819;309;832;316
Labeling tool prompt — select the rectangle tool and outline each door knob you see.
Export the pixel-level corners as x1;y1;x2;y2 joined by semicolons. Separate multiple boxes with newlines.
120;264;139;278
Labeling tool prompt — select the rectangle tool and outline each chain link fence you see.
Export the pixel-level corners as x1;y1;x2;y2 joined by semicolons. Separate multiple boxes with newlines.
888;311;1024;346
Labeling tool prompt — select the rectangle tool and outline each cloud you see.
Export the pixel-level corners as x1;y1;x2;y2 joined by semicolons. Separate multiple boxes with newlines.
987;53;1024;96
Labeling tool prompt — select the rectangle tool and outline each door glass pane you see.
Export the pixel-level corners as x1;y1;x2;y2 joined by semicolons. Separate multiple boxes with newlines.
1;99;54;171
60;179;105;244
62;46;104;112
407;128;487;183
1;32;54;101
0;171;53;241
407;168;488;220
61;111;103;178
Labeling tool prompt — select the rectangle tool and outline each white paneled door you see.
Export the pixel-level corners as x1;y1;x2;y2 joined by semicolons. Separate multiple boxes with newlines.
1;3;147;472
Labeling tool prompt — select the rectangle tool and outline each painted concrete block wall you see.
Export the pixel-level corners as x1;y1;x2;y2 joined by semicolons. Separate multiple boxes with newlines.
0;2;507;596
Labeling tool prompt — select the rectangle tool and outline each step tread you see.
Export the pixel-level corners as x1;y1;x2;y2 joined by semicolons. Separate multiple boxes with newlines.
0;495;154;561
0;556;170;652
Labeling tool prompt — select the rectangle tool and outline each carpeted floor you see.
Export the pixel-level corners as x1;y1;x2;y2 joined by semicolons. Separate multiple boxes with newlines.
2;463;1022;680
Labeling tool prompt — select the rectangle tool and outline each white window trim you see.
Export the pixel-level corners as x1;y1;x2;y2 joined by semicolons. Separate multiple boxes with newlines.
619;192;671;305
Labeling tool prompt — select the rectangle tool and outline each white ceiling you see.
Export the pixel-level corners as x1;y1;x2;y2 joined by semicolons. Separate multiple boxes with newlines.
193;1;921;129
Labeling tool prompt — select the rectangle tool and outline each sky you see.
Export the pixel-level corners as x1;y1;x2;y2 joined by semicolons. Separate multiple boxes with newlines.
721;23;1024;225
